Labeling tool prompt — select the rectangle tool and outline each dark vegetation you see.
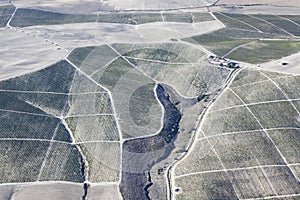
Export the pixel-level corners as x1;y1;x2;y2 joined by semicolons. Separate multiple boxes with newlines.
38;143;84;182
163;13;193;23
97;13;163;24
222;13;290;36
0;92;46;115
213;12;256;31
0;111;60;139
0;140;49;183
184;13;300;63
92;58;134;90
281;15;300;26
67;46;96;68
0;60;75;93
53;123;73;143
10;8;97;27
68;45;119;76
226;41;300;64
257;15;300;36
0;4;15;27
121;84;182;200
129;83;159;126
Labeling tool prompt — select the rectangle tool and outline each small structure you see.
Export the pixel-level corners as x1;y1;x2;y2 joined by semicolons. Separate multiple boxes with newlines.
227;62;239;68
208;55;240;69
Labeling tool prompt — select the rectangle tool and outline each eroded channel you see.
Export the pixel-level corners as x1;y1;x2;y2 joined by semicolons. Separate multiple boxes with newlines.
120;84;182;200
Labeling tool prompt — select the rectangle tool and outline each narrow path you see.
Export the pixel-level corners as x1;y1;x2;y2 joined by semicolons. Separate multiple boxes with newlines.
76;140;120;144
37;123;61;181
209;97;300;113
209;12;224;26
0;108;55;118
255;158;278;195
200;127;300;141
64;113;114;118
222;41;255;58
0;180;120;186
0;89;107;95
0;137;69;144
242;193;300;200
175;164;287;178
278;16;300;28
6;6;17;28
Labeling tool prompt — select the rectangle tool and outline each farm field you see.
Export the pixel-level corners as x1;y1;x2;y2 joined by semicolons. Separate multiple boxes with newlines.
10;8;97;27
10;8;215;27
184;12;300;64
0;4;15;27
0;59;121;186
173;68;300;199
1;1;300;200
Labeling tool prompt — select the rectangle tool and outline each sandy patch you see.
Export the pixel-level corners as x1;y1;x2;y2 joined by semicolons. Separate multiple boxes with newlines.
87;184;122;200
0;182;83;200
0;28;65;81
21;20;223;47
260;51;300;75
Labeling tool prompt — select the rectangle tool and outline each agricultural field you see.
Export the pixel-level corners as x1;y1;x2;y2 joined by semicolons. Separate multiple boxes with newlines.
0;59;121;186
68;43;231;140
0;36;232;198
184;12;300;64
2;1;300;200
225;41;300;64
10;8;97;27
9;8;215;27
173;68;300;199
0;4;15;27
79;142;121;182
256;15;300;37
